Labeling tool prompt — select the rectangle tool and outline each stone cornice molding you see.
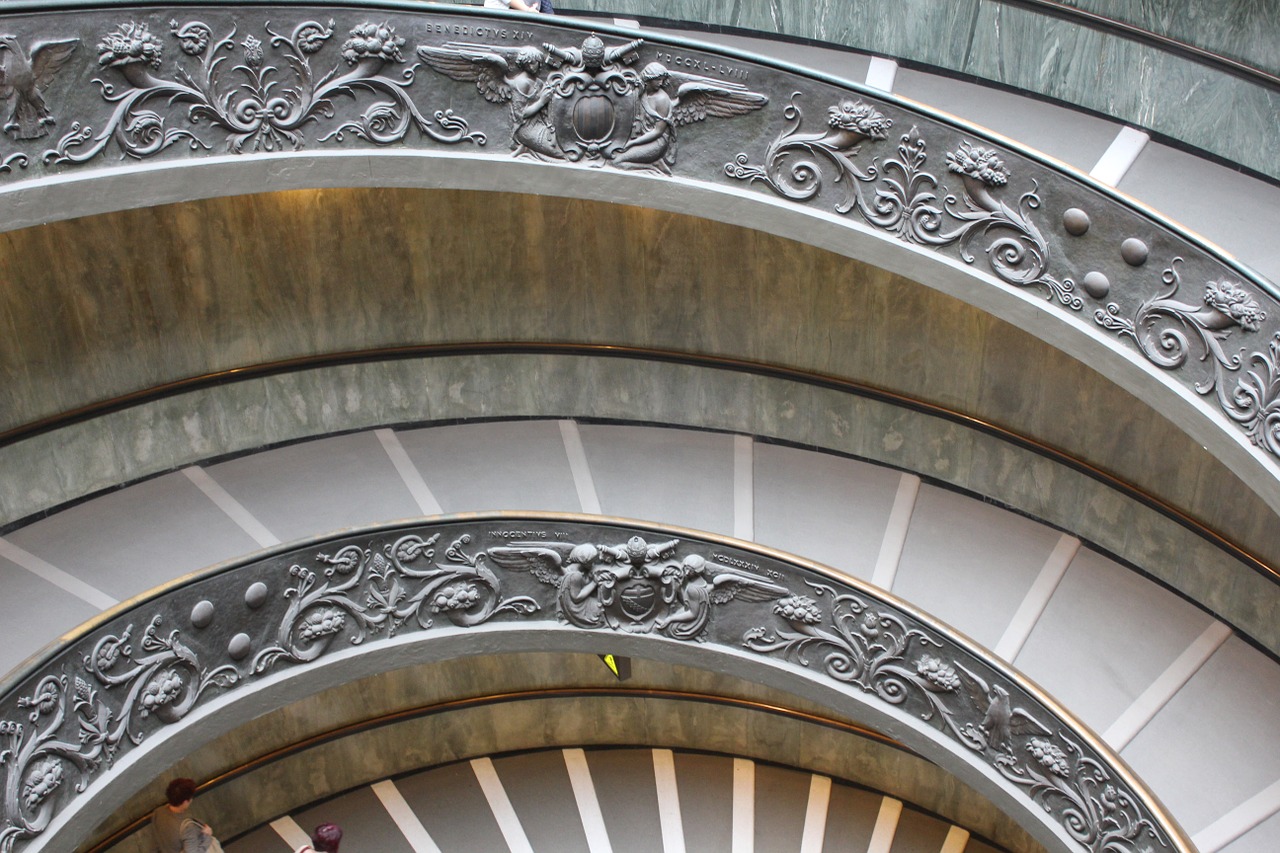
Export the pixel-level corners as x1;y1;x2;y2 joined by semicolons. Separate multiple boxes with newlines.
0;515;1191;853
1;5;1278;519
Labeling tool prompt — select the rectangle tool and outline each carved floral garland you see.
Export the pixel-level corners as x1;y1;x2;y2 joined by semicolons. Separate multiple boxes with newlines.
0;14;1273;464
0;523;1172;853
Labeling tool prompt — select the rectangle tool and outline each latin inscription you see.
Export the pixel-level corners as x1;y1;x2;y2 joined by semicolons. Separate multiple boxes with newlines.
652;50;750;80
713;552;780;578
424;23;535;40
489;529;569;539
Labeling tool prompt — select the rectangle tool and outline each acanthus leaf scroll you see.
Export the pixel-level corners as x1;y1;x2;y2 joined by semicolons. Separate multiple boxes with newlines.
42;18;482;164
0;520;1178;853
727;94;1081;309
744;581;1167;853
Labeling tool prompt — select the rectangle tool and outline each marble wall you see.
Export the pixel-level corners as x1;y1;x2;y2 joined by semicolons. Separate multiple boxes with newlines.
560;0;1280;180
97;652;1043;853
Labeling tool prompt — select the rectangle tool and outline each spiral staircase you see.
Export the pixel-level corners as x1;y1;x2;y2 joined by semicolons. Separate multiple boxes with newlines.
0;2;1277;853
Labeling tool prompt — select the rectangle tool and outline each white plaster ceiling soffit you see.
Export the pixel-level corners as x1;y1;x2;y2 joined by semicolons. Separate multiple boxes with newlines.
2;4;1279;515
0;514;1193;853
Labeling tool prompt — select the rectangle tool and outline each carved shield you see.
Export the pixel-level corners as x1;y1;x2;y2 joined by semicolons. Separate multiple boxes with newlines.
616;577;658;622
550;74;639;162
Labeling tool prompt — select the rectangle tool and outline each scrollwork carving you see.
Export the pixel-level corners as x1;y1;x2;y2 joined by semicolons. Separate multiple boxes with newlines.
743;581;1166;853
252;533;538;673
728;95;1081;309
1095;260;1280;453
0;519;1178;853
44;18;480;164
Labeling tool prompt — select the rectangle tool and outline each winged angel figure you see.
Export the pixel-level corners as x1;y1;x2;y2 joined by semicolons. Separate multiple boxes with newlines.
487;539;788;639
417;42;560;158
0;35;79;140
614;61;768;173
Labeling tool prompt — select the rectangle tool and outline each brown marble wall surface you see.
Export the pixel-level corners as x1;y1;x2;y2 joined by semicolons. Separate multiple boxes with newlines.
98;652;1044;853
2;188;1276;576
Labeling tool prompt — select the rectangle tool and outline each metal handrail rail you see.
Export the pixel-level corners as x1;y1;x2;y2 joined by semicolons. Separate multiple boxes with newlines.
0;514;1194;853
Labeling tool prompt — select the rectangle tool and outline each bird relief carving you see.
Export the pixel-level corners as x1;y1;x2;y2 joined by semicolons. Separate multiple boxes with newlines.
0;35;78;140
419;33;768;171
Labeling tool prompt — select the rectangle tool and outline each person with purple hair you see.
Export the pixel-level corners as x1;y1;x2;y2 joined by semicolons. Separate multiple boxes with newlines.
295;822;343;853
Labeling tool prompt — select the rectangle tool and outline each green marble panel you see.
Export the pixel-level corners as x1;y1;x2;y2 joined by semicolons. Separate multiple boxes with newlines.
1060;0;1280;76
562;0;1280;179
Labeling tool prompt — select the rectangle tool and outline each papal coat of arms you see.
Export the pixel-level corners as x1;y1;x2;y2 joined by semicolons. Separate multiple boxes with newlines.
487;535;788;639
419;34;768;171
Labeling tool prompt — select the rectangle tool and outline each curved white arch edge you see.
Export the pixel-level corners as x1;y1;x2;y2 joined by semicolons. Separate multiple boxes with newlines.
6;148;1276;515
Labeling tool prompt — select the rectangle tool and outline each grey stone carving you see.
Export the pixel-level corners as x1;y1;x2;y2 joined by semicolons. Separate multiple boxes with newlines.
0;519;1177;853
44;18;481;164
0;616;239;853
726;95;1082;309
0;6;1273;475
744;583;1164;853
419;34;767;169
488;536;787;637
1096;261;1280;453
251;532;538;672
0;35;78;140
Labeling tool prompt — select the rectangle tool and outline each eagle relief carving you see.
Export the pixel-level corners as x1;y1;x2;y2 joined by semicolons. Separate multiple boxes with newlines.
0;35;78;140
419;33;768;171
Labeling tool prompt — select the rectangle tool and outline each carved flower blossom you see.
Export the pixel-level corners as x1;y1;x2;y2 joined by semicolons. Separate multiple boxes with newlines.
171;21;211;56
858;610;883;637
1027;738;1070;777
774;594;823;625
298;607;346;641
341;22;405;65
431;582;481;613
826;100;892;140
915;654;960;690
94;639;122;671
22;758;64;809
1205;280;1265;331
946;142;1009;187
32;681;60;715
242;35;264;69
140;667;184;712
297;20;335;55
1100;784;1120;813
98;22;164;70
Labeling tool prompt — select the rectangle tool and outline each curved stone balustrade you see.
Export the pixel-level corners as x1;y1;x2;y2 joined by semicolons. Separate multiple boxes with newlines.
0;515;1190;853
2;3;1279;518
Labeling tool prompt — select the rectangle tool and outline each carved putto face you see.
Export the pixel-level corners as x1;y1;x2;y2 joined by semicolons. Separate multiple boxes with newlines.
515;46;541;74
640;61;669;90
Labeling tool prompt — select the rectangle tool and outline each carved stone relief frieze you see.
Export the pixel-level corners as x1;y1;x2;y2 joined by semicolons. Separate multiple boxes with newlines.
0;4;1275;471
0;518;1179;853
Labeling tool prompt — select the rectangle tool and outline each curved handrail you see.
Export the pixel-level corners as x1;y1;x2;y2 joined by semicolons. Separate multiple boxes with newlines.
560;0;1280;181
2;342;1276;587
0;514;1191;853
85;691;911;853
1;3;1279;512
1000;0;1279;90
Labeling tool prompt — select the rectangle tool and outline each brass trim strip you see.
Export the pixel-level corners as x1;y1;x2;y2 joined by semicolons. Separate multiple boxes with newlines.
1002;0;1280;92
4;342;1276;584
83;687;907;853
